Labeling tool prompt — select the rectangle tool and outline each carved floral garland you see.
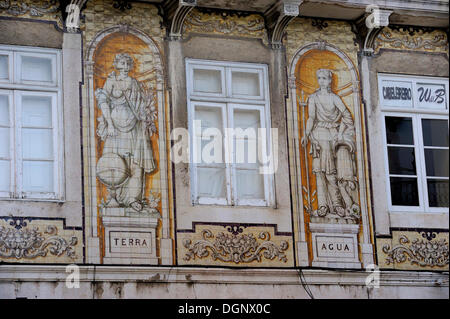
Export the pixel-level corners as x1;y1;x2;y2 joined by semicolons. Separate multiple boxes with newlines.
382;235;449;267
0;224;78;259
183;229;288;264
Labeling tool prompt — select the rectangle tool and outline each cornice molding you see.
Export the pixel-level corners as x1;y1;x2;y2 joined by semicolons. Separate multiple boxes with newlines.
0;265;448;287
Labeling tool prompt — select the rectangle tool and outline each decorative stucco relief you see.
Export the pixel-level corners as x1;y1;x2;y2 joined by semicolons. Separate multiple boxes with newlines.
0;0;59;17
377;231;449;270
374;27;449;54
178;224;293;267
0;0;62;27
0;218;79;262
184;230;288;264
183;8;268;42
383;235;449;268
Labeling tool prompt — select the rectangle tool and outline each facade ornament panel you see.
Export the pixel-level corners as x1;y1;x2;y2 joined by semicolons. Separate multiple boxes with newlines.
374;27;449;54
383;235;449;268
0;223;78;260
183;9;266;39
0;0;59;17
183;229;288;264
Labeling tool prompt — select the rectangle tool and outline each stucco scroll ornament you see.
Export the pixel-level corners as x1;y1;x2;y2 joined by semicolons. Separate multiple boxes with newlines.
374;29;449;53
301;69;360;222
184;10;265;37
383;235;449;267
95;53;160;217
0;0;59;17
183;230;288;264
0;224;77;259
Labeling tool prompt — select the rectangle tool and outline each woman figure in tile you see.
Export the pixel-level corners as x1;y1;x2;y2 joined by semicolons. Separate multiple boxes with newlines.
96;53;157;212
302;69;360;220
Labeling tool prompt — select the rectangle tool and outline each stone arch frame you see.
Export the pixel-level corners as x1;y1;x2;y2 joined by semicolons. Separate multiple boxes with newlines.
287;41;374;267
83;25;172;264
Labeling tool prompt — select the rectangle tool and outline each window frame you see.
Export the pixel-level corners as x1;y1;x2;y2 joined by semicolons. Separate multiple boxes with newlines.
0;44;64;202
186;59;274;207
378;73;449;214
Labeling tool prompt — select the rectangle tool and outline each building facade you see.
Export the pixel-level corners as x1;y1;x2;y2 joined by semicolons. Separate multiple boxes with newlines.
0;0;448;299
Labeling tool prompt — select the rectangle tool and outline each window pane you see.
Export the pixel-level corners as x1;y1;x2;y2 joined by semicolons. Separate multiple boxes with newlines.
0;160;10;191
194;106;223;164
22;160;54;192
22;95;52;127
232;72;260;96
0;127;10;158
385;117;413;145
0;55;8;80
233;109;260;130
233;109;261;165
427;180;449;207
236;169;264;200
0;94;9;126
390;177;419;206
195;137;224;164
193;69;222;94
195;106;222;133
21;55;53;82
22;128;53;159
197;167;226;198
424;149;449;177
422;119;448;147
387;146;416;175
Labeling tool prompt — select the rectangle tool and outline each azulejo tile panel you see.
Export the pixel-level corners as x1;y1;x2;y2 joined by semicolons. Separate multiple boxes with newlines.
377;230;449;271
178;224;294;267
0;217;82;264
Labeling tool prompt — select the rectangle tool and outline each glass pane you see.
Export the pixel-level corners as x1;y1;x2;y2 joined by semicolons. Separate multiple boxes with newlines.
387;146;416;175
22;128;53;159
0;127;10;158
424;149;449;177
232;72;260;96
0;55;8;80
234;109;260;130
21;55;53;82
22;95;52;127
233;109;261;165
234;138;260;165
385;117;413;145
390;177;419;206
193;69;222;94
236;169;264;200
0;160;10;191
427;179;449;207
197;167;226;198
0;94;9;126
422;119;448;147
195;137;224;164
195;106;222;134
22;160;54;192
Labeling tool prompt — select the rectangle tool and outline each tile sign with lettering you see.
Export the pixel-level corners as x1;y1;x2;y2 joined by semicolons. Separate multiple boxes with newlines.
379;75;448;110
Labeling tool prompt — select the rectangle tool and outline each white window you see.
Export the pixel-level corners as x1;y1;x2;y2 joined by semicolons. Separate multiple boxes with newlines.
379;74;449;213
186;59;273;206
0;45;62;200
